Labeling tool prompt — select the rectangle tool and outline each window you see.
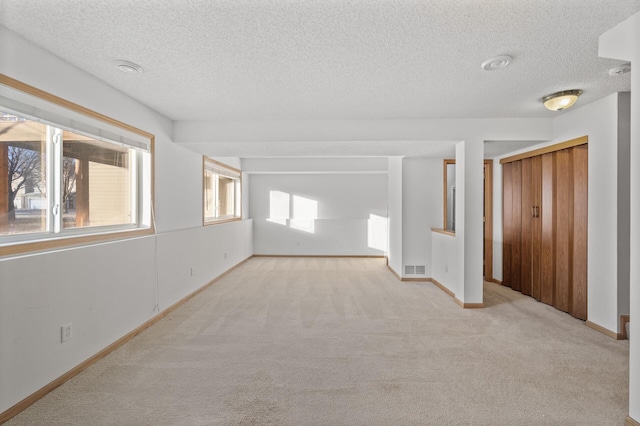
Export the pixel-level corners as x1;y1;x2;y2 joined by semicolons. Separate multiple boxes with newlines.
442;159;493;234
0;75;153;255
443;159;456;232
203;158;241;224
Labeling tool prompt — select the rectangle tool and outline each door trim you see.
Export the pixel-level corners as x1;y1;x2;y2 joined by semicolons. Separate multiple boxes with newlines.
484;160;493;281
499;135;588;164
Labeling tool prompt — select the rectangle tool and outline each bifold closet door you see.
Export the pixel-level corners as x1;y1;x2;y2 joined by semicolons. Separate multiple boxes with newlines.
570;145;588;320
512;155;550;303
520;158;533;297
502;161;522;291
555;148;572;313
526;154;551;305
502;162;513;288
501;143;587;321
539;153;555;306
552;145;588;318
530;155;543;301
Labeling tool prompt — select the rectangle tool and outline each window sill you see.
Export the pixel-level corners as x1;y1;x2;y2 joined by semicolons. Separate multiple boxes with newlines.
203;217;242;226
431;228;455;236
0;227;155;258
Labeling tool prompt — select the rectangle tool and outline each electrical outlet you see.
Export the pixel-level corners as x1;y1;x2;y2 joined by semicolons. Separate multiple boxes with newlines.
190;267;196;276
61;323;72;343
224;252;227;259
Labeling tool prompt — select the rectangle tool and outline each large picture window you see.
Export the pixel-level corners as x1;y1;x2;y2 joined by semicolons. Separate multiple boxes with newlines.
0;75;153;255
203;158;241;224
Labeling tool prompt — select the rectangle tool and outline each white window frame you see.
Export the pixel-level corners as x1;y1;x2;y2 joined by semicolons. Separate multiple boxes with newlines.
0;74;154;257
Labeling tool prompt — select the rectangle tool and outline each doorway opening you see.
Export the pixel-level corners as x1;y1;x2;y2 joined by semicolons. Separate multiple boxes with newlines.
443;159;494;281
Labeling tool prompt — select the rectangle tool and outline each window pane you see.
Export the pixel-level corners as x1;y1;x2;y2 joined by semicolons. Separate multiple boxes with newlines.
203;159;241;223
204;170;216;220
218;176;235;217
446;163;456;232
0;112;47;235
62;132;133;229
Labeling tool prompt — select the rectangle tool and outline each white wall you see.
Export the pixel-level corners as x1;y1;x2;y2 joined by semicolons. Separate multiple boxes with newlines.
155;140;204;232
627;18;640;424
0;27;253;414
599;11;640;422
387;157;403;275
616;93;631;325
242;157;388;173
402;157;442;278
431;231;457;289
249;173;387;255
156;221;253;309
0;238;155;411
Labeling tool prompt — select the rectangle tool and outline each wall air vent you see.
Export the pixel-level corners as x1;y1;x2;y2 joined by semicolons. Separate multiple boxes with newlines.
404;265;427;276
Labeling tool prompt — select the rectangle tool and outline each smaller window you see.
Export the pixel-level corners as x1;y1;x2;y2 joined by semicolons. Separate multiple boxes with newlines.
203;158;241;224
443;159;456;232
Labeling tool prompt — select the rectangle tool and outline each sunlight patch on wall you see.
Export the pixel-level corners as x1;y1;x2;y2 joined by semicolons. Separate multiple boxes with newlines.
368;213;388;252
268;190;289;225
291;195;318;233
268;190;318;234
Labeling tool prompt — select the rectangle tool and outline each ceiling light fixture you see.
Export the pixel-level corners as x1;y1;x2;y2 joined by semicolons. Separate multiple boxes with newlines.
481;55;512;71
116;60;144;74
542;90;582;111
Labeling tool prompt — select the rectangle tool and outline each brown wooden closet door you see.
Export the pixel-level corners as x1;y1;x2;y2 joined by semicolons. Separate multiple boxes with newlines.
531;156;542;301
520;158;533;297
570;145;588;320
510;161;522;291
554;149;571;313
502;160;523;290
539;153;555;306
501;141;587;321
502;162;514;288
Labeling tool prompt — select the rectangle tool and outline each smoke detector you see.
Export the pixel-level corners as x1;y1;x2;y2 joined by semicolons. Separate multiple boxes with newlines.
481;55;512;71
609;64;631;77
116;60;144;74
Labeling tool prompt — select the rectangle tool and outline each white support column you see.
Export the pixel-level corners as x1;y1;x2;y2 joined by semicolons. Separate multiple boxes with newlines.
599;11;640;423
455;140;484;306
387;157;403;277
626;16;640;424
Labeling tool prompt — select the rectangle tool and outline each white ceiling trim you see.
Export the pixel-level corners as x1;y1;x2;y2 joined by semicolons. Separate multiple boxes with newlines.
173;117;553;143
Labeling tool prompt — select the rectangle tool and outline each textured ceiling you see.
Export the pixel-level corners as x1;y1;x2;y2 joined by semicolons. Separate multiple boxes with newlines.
1;0;638;124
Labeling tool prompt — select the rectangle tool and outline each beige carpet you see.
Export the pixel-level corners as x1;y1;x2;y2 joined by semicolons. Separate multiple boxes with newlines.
6;257;629;425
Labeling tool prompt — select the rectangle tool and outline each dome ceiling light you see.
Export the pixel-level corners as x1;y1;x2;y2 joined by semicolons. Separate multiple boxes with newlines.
542;90;583;111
